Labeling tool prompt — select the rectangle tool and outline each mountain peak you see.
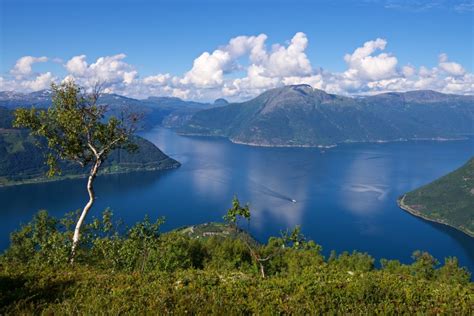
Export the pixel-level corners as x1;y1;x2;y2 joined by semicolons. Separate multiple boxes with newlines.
213;98;229;106
287;84;313;93
258;84;334;114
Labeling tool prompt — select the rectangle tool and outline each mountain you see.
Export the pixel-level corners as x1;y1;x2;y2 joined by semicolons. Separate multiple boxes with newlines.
0;90;219;130
399;158;474;237
0;90;52;108
179;85;474;147
0;107;180;186
213;98;229;106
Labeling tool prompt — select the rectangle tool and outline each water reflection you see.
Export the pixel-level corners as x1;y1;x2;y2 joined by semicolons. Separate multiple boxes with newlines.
339;153;390;216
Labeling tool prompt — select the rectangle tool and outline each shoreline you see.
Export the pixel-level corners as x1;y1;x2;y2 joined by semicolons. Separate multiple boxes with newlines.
229;139;337;149
398;195;474;238
177;131;469;149
0;162;180;188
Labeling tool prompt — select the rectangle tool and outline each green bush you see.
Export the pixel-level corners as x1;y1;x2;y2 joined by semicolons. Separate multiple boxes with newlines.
0;210;472;314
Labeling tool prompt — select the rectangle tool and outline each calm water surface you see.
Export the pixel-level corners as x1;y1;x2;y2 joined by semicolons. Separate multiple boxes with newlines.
1;128;473;272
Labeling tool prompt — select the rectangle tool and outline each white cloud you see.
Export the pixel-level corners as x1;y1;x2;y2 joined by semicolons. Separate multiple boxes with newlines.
180;33;268;89
9;72;56;91
65;55;88;76
25;72;55;90
143;73;171;85
64;53;138;88
181;49;231;88
226;34;267;63
263;32;312;77
402;65;416;77
343;38;398;81
438;53;465;76
1;34;473;99
10;56;48;78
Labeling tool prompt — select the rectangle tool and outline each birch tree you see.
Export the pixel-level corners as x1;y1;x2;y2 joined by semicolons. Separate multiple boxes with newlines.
14;81;139;263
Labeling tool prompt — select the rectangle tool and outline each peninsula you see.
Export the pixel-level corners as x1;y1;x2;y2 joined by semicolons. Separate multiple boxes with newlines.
399;157;474;237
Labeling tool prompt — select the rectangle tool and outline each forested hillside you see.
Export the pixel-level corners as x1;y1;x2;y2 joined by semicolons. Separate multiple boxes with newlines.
401;157;474;237
180;85;474;147
0;107;180;186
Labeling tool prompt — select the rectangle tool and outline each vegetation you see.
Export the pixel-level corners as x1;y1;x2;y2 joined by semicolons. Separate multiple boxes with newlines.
14;81;145;262
0;203;472;314
401;157;474;237
0;129;179;186
179;85;474;147
0;92;180;190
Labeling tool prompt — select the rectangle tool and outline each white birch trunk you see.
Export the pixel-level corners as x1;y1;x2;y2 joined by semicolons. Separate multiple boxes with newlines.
70;158;101;263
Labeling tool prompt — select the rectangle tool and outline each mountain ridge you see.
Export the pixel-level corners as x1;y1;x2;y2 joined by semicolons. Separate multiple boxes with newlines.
178;85;474;147
0;107;180;187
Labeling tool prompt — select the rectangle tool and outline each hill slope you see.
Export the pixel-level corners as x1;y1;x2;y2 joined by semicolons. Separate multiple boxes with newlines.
0;212;472;314
179;85;474;147
0;107;180;186
0;90;221;131
399;158;474;237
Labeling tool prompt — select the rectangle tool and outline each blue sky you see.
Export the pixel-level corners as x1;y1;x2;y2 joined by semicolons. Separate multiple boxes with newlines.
1;0;473;100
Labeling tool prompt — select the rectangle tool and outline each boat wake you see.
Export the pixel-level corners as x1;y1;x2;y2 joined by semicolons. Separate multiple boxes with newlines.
346;184;388;200
248;178;296;203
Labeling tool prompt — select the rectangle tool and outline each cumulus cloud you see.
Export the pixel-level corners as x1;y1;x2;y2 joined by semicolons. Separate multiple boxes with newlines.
65;53;138;87
10;56;48;78
24;72;55;90
65;55;88;76
143;73;171;85
343;38;398;81
1;33;473;99
402;65;416;77
438;53;465;76
226;34;267;63
181;50;232;88
263;32;312;77
180;33;269;89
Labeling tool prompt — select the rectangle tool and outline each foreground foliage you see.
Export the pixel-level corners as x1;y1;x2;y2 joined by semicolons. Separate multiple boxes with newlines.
1;210;473;314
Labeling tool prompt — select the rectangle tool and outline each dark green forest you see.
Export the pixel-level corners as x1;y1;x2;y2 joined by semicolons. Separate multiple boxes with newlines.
0;107;179;186
402;157;474;237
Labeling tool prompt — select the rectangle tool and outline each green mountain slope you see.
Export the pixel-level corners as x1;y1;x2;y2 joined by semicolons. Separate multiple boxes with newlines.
400;158;474;237
0;107;180;186
179;85;474;147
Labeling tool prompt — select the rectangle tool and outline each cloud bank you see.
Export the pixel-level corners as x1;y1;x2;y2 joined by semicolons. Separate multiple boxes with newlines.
1;33;473;100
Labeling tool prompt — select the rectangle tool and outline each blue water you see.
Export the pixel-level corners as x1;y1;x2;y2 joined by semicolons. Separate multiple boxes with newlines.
1;127;473;273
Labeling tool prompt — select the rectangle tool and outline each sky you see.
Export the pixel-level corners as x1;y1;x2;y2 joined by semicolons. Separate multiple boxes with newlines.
0;0;473;101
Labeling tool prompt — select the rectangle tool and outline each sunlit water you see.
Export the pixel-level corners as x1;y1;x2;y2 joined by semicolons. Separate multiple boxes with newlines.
1;127;473;273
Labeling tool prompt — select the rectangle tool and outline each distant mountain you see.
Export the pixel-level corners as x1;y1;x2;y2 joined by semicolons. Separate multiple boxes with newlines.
399;158;474;237
160;98;229;128
0;90;218;130
213;98;229;106
144;96;214;109
0;90;52;108
179;85;474;147
0;107;180;186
